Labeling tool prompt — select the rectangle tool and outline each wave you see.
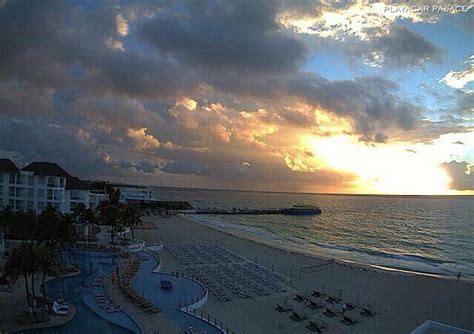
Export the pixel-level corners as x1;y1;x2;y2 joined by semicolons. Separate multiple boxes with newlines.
184;214;473;277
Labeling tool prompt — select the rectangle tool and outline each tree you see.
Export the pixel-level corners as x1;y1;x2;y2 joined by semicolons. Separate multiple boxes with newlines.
106;187;121;205
36;245;59;301
121;205;142;239
98;204;121;244
72;203;97;240
3;243;37;308
37;205;60;248
0;207;15;243
55;213;76;264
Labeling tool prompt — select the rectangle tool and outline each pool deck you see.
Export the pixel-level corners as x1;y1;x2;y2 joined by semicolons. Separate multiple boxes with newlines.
131;253;222;334
106;259;182;333
0;270;80;333
11;304;77;333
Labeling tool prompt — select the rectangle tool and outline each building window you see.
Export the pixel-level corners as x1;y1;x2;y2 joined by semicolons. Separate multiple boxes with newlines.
47;189;53;200
9;187;15;197
60;178;65;187
17;175;25;185
27;201;34;210
47;177;55;187
9;174;16;184
38;202;45;211
27;188;34;199
28;175;34;185
38;189;45;198
39;176;45;185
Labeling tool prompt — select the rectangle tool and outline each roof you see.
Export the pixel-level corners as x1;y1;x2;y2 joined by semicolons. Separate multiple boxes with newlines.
0;159;20;173
22;162;93;191
65;176;91;190
22;162;71;177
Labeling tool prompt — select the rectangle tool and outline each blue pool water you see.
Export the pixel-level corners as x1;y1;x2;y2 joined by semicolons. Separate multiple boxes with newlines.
133;252;223;334
20;249;139;334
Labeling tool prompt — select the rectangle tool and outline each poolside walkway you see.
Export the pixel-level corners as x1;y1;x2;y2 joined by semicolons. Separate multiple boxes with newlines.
11;305;77;333
106;258;182;334
131;252;223;334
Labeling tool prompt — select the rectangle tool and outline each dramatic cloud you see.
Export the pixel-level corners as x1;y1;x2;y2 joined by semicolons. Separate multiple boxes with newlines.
358;25;442;68
139;0;308;72
0;0;472;194
115;14;129;37
442;161;474;190
441;55;474;90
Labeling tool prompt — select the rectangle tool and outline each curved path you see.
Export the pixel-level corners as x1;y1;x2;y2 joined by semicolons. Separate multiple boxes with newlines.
132;251;223;333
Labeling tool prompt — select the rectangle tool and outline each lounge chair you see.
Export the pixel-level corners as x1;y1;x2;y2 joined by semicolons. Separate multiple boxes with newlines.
311;290;322;298
325;296;340;304
289;311;304;322
344;303;354;311
341;316;358;326
323;308;336;318
308;301;321;310
275;304;293;312
294;294;305;302
360;308;375;317
306;321;324;332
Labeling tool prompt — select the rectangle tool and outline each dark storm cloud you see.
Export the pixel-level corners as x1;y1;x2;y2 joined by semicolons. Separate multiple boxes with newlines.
162;159;210;176
136;161;159;173
342;25;442;68
0;0;466;191
0;117;116;178
441;161;474;191
371;25;442;68
0;0;196;102
0;82;55;116
139;0;308;72
206;72;421;141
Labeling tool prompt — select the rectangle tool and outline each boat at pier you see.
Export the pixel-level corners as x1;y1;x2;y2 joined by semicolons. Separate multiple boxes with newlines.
282;204;321;216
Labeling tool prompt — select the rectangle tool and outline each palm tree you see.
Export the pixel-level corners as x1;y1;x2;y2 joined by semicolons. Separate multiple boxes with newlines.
0;206;15;244
37;205;60;248
36;245;59;302
3;242;37;308
98;204;121;244
72;203;97;241
122;205;142;240
55;213;76;264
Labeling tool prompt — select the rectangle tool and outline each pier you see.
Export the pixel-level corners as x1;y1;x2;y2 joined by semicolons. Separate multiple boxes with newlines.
194;208;285;215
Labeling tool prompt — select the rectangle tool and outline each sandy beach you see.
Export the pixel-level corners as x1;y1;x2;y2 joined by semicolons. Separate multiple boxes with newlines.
136;214;474;334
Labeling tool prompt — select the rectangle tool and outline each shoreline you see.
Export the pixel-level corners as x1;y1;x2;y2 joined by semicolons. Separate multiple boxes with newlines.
139;214;474;333
180;214;473;284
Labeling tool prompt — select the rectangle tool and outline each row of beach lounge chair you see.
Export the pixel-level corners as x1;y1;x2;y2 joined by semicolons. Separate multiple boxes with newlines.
284;289;376;330
166;244;244;265
93;275;121;314
118;259;160;315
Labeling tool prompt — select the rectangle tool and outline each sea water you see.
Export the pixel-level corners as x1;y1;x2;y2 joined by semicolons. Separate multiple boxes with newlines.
151;187;474;278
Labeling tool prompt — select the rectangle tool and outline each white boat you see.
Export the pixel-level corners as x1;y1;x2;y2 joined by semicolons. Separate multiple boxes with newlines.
282;204;322;216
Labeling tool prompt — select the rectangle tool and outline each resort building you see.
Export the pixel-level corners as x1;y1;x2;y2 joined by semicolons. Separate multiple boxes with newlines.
0;159;108;214
116;186;153;203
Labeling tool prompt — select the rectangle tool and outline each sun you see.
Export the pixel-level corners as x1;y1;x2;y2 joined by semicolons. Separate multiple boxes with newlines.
305;135;452;195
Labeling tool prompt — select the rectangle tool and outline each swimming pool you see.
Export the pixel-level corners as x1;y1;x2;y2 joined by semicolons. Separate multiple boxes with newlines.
19;249;141;334
132;252;223;334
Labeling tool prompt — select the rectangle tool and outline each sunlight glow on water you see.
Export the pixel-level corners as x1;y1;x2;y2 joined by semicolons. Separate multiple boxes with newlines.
152;187;474;277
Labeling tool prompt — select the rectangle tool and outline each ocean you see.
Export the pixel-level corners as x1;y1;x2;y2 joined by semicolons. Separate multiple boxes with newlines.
150;187;474;278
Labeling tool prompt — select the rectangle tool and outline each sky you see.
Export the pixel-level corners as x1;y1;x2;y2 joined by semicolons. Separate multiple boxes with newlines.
0;0;473;195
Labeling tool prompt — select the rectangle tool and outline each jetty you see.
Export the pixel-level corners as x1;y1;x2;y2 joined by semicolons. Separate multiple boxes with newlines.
194;208;285;215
